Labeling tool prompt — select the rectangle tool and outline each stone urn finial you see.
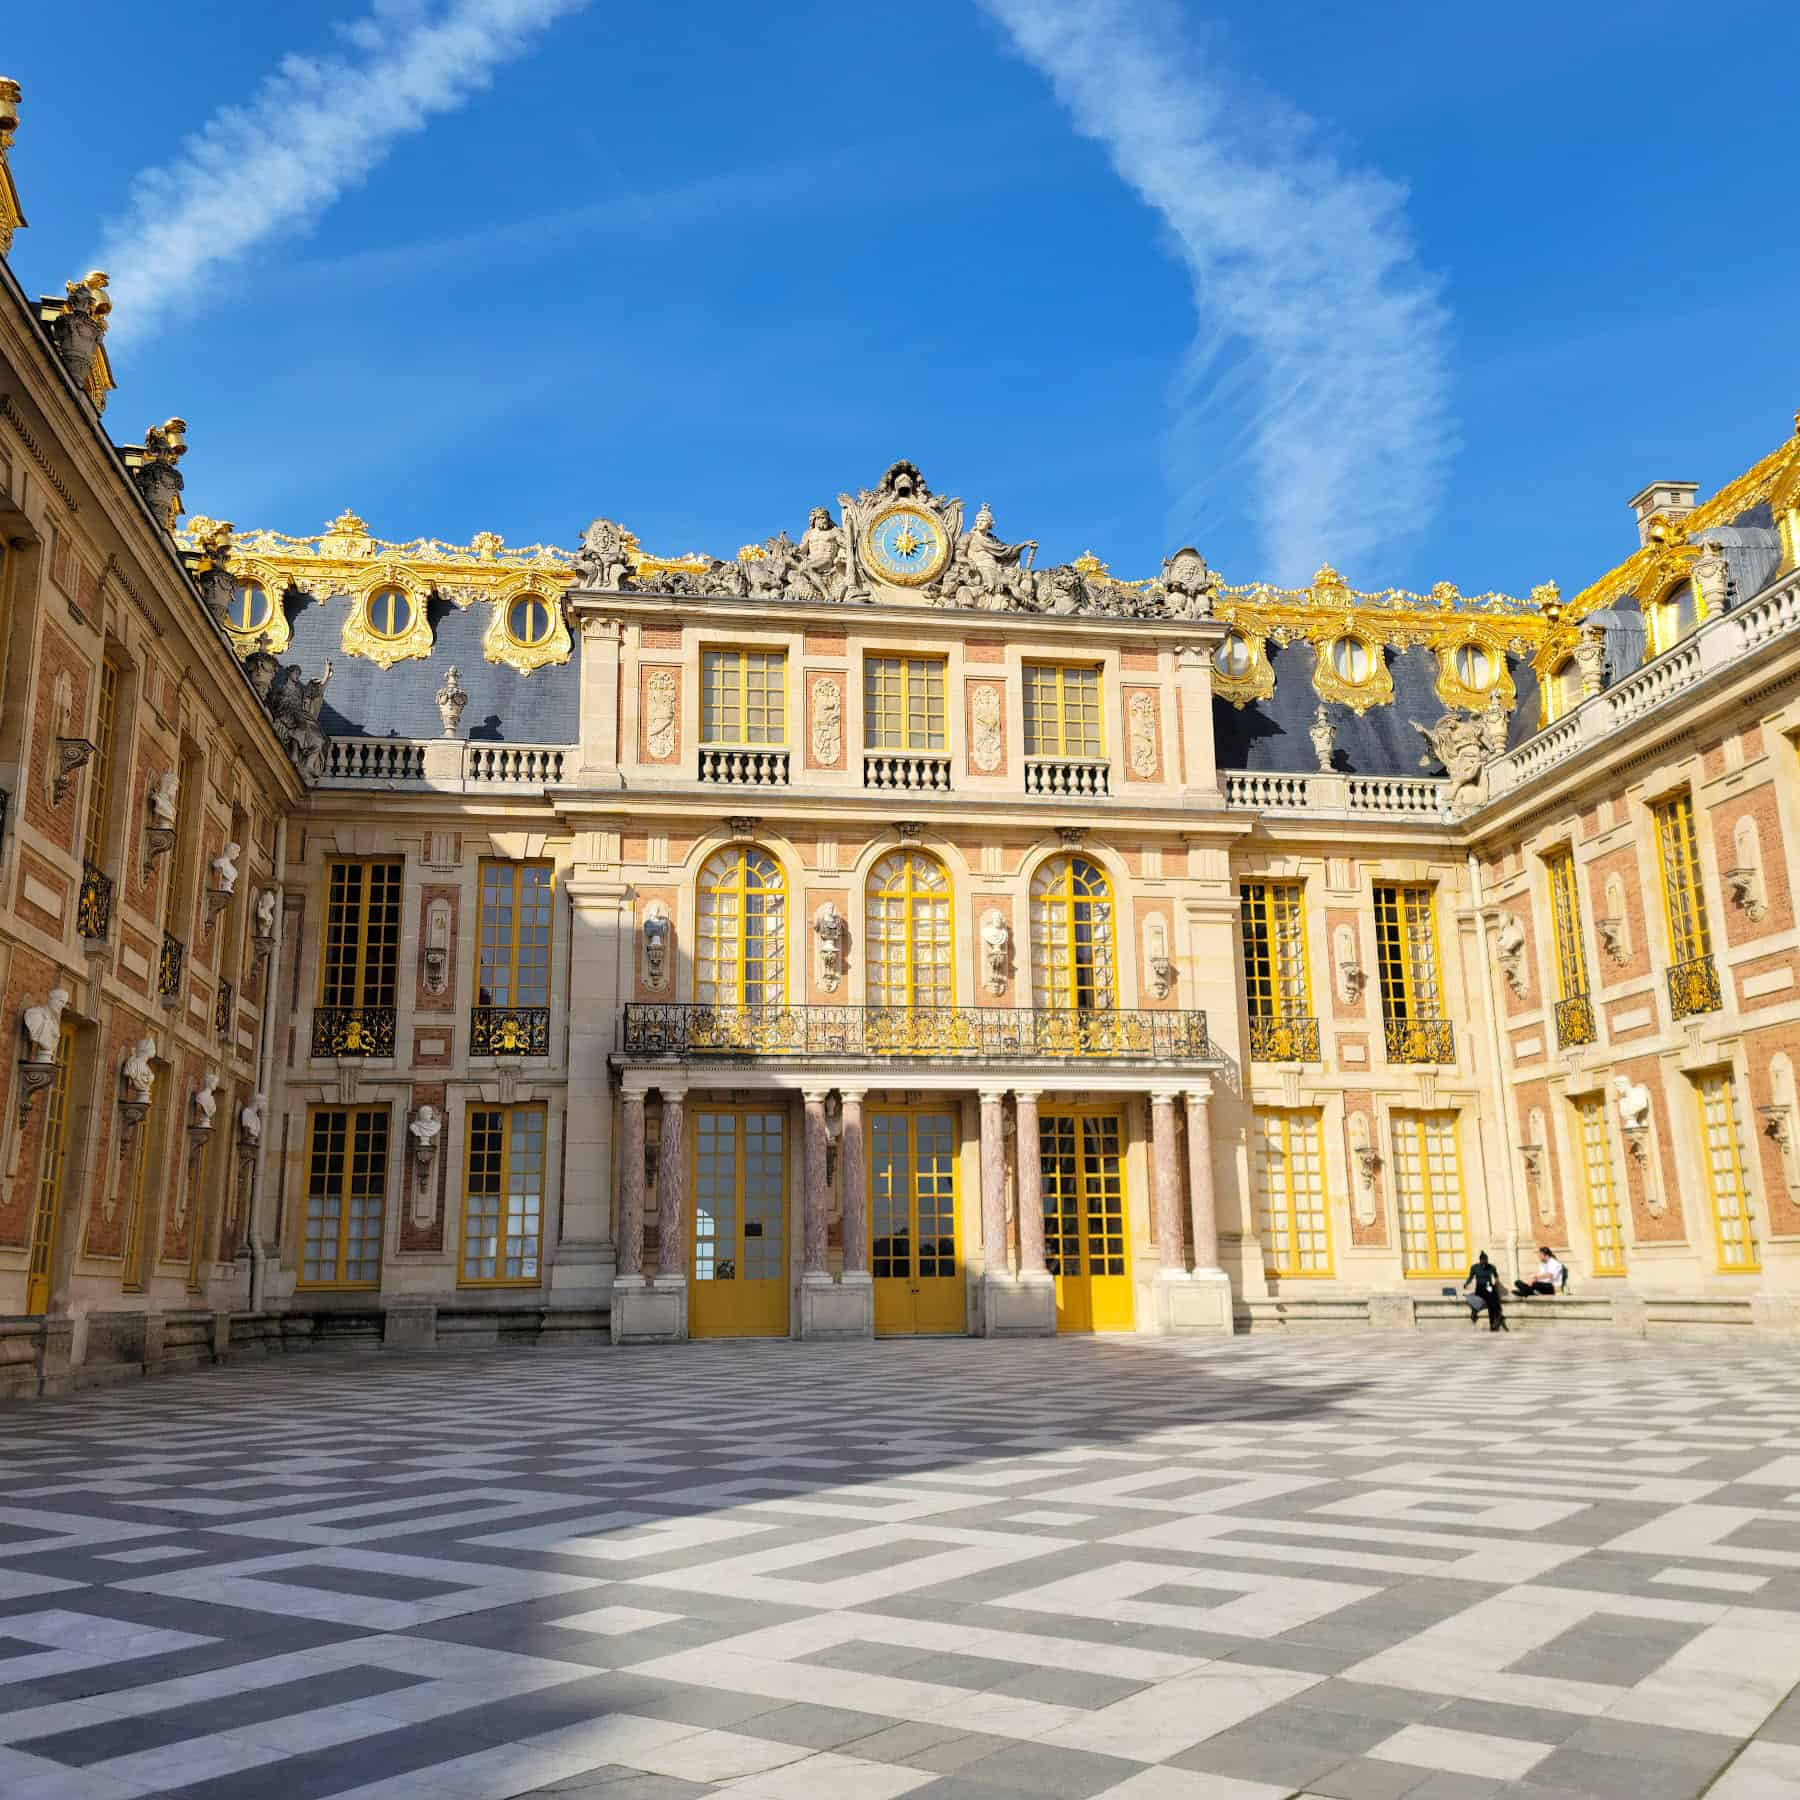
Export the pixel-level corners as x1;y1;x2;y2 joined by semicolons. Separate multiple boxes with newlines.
435;666;469;738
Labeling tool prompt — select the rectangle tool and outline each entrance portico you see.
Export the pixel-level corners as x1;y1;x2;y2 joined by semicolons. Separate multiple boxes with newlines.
609;1004;1228;1344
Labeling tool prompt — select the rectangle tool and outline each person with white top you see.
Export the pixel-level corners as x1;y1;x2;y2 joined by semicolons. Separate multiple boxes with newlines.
1513;1247;1565;1297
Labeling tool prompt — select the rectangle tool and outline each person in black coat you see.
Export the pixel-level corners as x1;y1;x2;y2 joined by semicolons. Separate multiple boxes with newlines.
1463;1251;1507;1332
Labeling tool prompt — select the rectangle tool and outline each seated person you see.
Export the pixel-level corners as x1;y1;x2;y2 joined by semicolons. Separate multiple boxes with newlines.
1513;1246;1565;1297
1463;1251;1506;1330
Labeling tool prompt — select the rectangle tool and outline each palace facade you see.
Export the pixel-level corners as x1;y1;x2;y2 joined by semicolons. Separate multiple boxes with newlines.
3;82;1800;1392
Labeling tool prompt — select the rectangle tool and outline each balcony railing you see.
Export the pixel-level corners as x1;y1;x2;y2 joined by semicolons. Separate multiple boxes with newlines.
158;932;185;1000
311;1005;397;1057
1023;757;1110;797
316;739;570;789
621;1003;1211;1063
1248;1014;1321;1062
1383;1016;1454;1064
1221;771;1452;820
864;752;952;792
698;747;790;786
1668;954;1722;1021
214;979;235;1043
78;861;114;939
1554;992;1596;1049
471;1005;551;1056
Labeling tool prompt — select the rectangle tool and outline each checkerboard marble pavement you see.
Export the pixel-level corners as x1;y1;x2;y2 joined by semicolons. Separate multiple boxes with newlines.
5;1332;1800;1799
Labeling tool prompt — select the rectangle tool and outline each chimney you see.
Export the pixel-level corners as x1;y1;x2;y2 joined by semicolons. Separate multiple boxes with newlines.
1627;480;1699;547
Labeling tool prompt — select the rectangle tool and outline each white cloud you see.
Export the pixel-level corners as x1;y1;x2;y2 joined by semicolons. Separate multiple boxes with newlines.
97;0;588;348
978;0;1452;582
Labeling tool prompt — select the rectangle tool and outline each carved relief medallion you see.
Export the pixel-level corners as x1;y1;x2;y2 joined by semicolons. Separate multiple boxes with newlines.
970;683;1002;772
811;676;843;766
645;668;677;761
1127;690;1158;778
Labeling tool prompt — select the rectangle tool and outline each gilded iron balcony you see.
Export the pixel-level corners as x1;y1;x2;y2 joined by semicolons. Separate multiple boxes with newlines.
214;979;234;1042
1383;1015;1454;1064
158;932;185;1000
621;1003;1211;1063
471;1005;551;1056
311;1005;397;1057
1668;954;1722;1020
1554;992;1596;1049
1248;1014;1321;1062
77;861;114;939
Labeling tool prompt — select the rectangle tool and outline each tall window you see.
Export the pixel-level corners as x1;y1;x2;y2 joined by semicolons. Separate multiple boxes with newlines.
1373;885;1442;1020
1022;663;1102;758
1546;849;1594;1047
1240;882;1312;1021
1391;1110;1468;1276
1254;1109;1331;1276
865;850;952;1007
320;860;402;1010
83;658;120;868
301;1107;388;1287
1543;658;1581;723
1030;854;1114;1011
1574;1096;1624;1276
696;845;785;1007
1696;1072;1758;1272
701;649;786;745
462;1105;545;1284
1653;793;1712;965
24;1022;76;1315
121;1107;155;1291
478;861;553;1007
864;656;945;750
185;1137;212;1291
1648;583;1704;657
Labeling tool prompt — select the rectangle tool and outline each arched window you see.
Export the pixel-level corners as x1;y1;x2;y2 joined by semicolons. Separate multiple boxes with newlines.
1030;854;1115;1012
865;850;951;1008
696;845;785;1008
366;586;414;640
229;581;272;635
1544;657;1581;722
1650;584;1702;657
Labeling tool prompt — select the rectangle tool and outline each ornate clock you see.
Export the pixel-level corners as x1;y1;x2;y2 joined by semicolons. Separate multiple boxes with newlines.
862;503;951;587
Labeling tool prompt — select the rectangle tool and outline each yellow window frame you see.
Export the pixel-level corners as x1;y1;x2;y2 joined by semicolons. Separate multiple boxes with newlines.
1373;884;1442;1020
24;1022;77;1315
478;859;554;1008
1574;1096;1625;1276
1029;854;1116;1012
863;654;946;751
319;859;403;1010
1696;1071;1759;1273
1653;792;1712;964
460;1104;546;1286
1240;881;1313;1020
695;844;787;1007
120;1103;155;1291
864;849;954;1008
700;647;787;746
1022;662;1103;759
83;658;120;868
298;1105;389;1289
185;1134;212;1292
1392;1108;1469;1277
1253;1108;1332;1277
1545;849;1589;1003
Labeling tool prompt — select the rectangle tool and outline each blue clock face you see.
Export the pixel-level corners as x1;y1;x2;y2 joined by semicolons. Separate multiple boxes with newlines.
864;504;949;585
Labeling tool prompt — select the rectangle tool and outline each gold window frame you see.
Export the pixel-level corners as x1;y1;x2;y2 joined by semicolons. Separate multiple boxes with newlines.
1652;792;1712;964
863;654;947;751
1029;854;1115;1012
477;859;554;1009
864;849;954;1008
1022;662;1104;759
460;1104;547;1286
298;1105;390;1289
695;844;787;1007
319;859;403;1010
700;647;788;746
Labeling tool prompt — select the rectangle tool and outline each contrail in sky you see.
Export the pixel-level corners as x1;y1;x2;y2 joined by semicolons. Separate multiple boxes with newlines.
98;0;587;348
978;0;1451;583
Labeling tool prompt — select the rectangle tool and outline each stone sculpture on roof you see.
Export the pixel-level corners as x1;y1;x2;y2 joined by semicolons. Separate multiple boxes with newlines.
267;659;334;781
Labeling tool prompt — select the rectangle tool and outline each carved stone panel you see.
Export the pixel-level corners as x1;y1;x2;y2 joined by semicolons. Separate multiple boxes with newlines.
1124;687;1161;781
807;673;845;771
967;680;1004;776
640;665;679;765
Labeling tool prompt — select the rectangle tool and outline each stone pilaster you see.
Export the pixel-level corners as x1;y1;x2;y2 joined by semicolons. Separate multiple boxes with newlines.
618;1087;646;1279
839;1089;869;1276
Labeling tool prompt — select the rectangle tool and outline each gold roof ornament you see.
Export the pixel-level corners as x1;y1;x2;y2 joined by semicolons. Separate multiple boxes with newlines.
0;77;24;256
38;269;116;412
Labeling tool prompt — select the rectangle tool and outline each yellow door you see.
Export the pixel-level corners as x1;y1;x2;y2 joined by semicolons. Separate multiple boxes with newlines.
871;1109;966;1336
25;1024;77;1317
691;1107;790;1337
1040;1111;1134;1332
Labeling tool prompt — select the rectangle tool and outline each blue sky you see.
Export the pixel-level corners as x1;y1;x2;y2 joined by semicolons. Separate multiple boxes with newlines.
6;0;1798;595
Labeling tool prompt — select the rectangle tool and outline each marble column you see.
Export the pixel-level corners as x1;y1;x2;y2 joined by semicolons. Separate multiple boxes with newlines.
802;1089;830;1278
618;1088;646;1279
654;1085;686;1280
1151;1089;1186;1273
979;1089;1008;1274
839;1089;869;1277
1185;1080;1220;1272
1014;1090;1047;1277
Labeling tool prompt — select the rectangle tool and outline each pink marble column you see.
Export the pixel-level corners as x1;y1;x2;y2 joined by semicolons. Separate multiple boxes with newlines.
839;1090;869;1277
654;1085;686;1279
1151;1089;1185;1272
979;1089;1008;1275
1014;1090;1047;1277
802;1089;830;1277
1185;1081;1220;1272
619;1088;646;1278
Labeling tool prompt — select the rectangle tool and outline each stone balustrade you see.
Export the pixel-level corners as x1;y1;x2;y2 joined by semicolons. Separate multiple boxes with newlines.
316;739;572;791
